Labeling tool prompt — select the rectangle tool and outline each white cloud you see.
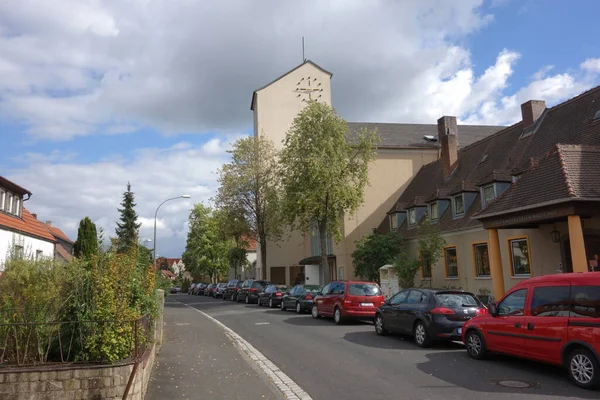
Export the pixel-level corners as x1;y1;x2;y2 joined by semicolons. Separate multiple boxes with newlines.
6;136;237;257
581;58;600;73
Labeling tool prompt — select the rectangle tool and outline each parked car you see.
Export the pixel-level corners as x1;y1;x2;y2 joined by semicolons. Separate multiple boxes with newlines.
462;272;600;390
237;279;270;304
214;283;228;299
170;285;181;294
223;280;240;301
188;283;197;295
312;281;385;324
258;285;288;308
205;283;217;297
194;283;207;295
281;284;322;313
374;288;486;347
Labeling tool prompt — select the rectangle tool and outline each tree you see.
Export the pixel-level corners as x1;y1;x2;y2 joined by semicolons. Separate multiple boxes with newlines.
417;219;446;287
280;101;378;283
73;217;98;258
215;206;251;279
393;253;420;289
182;204;230;282
352;232;405;283
115;182;142;253
216;135;282;279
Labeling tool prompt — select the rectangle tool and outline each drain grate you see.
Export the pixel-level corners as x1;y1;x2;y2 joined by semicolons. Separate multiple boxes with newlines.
494;379;539;389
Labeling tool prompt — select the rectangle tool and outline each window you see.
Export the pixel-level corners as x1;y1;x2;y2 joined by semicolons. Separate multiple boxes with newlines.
420;256;432;279
473;243;490;277
530;286;571;317
390;291;408;305
408;208;417;226
13;197;20;216
453;195;464;216
35;250;43;260
429;202;438;221
390;214;398;230
0;190;4;211
13;245;24;259
332;282;345;295
498;289;527;316
482;184;495;207
6;194;13;213
348;283;380;296
337;267;345;280
571;286;600;318
321;283;332;295
444;247;458;278
406;290;426;304
509;238;531;276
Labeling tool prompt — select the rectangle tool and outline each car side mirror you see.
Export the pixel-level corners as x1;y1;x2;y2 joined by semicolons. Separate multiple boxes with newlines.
488;302;498;317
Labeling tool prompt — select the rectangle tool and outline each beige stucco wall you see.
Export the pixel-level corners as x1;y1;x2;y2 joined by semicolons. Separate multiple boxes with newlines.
407;222;566;298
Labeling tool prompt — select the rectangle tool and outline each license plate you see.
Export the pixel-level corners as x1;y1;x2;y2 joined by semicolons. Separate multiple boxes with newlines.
360;302;374;307
457;328;462;334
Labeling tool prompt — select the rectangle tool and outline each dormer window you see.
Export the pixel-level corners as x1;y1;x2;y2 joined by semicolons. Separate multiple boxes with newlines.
408;208;417;226
390;214;398;230
453;195;465;217
0;190;22;217
482;184;496;207
429;202;439;221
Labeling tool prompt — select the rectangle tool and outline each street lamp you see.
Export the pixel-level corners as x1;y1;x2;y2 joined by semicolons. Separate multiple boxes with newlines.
153;195;191;264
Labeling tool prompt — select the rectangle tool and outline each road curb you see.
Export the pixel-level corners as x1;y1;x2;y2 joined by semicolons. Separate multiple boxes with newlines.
182;301;313;400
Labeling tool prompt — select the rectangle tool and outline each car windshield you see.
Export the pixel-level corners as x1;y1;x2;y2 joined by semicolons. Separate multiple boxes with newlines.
275;286;287;291
435;293;480;308
304;285;321;292
349;284;381;296
218;283;227;288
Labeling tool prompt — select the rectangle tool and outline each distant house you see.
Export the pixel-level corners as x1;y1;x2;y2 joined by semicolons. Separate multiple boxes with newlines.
44;221;74;263
228;236;257;281
159;269;176;280
0;176;56;269
155;257;190;280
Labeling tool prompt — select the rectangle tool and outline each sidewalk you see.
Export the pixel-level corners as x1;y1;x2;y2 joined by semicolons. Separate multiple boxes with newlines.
146;298;282;400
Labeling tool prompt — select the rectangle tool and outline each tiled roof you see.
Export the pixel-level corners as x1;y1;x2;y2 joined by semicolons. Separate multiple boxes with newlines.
347;122;504;149
56;244;74;262
45;224;73;244
160;270;176;278
476;144;600;218
380;84;600;237
0;176;32;196
242;236;257;251
0;208;56;242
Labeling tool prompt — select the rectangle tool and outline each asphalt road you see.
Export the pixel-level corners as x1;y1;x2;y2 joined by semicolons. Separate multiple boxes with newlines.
175;294;597;400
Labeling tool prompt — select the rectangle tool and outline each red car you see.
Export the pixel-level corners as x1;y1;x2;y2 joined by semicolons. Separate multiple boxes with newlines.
312;280;385;324
462;272;600;390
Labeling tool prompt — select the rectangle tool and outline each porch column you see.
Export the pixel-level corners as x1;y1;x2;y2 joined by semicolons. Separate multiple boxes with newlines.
488;228;506;300
568;215;588;273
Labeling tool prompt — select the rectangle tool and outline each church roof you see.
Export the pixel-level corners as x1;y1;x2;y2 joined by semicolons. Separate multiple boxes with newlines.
250;60;333;110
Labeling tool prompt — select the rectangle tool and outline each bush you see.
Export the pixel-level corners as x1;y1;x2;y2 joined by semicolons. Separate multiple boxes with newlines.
393;253;420;289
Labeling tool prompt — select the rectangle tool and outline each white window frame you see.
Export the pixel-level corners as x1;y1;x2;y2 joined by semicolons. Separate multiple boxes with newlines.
36;250;43;260
482;184;496;208
453;194;465;217
407;208;417;226
390;214;398;230
13;197;21;216
6;193;13;214
509;238;531;276
429;202;439;221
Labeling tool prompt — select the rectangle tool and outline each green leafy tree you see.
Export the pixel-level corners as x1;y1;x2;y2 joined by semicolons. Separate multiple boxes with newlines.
73;217;99;258
115;182;142;254
215;206;251;279
216;135;281;279
393;253;420;289
417;219;446;287
280;101;378;283
182;204;230;282
352;232;405;283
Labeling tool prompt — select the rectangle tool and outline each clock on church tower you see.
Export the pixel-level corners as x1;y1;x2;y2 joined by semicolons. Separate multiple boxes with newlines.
294;76;324;102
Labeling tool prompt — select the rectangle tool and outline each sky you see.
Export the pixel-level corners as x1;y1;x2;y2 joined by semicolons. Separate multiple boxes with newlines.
1;0;600;258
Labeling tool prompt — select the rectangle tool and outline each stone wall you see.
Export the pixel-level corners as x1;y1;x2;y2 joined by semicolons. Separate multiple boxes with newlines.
0;290;164;400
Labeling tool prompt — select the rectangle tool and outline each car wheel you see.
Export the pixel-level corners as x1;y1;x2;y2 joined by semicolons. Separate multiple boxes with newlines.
375;314;388;336
311;305;321;319
568;347;600;389
269;298;273;308
413;321;430;348
465;330;486;360
334;307;344;325
245;295;249;304
296;302;302;314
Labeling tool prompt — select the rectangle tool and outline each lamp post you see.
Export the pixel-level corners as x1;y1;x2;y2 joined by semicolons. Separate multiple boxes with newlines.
153;195;191;264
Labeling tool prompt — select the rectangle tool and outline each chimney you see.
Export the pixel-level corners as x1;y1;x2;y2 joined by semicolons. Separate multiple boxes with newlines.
521;100;546;127
32;214;37;220
45;221;52;226
437;116;458;177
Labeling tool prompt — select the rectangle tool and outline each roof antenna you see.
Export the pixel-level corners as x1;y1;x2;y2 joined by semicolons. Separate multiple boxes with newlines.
302;36;306;62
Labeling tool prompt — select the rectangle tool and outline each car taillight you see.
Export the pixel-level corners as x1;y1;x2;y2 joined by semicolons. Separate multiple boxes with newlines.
234;288;239;291
430;307;455;315
275;292;282;296
476;307;487;316
250;288;257;293
344;298;353;306
305;293;312;300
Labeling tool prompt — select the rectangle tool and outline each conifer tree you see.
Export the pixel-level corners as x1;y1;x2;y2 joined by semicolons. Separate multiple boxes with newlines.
73;217;99;258
115;182;142;253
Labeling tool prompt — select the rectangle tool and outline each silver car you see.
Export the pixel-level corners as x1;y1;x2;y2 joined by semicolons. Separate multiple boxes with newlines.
214;283;228;299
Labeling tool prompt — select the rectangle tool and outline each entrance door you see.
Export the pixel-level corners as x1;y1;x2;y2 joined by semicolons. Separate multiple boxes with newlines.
305;264;320;285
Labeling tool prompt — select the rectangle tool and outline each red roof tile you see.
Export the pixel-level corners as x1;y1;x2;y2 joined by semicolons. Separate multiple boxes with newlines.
55;244;73;262
0;208;56;242
242;235;257;251
45;224;73;243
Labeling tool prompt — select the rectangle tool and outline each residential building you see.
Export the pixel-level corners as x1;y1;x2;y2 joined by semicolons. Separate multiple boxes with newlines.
44;220;74;263
380;86;600;300
251;60;504;285
0;176;56;269
227;236;257;281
